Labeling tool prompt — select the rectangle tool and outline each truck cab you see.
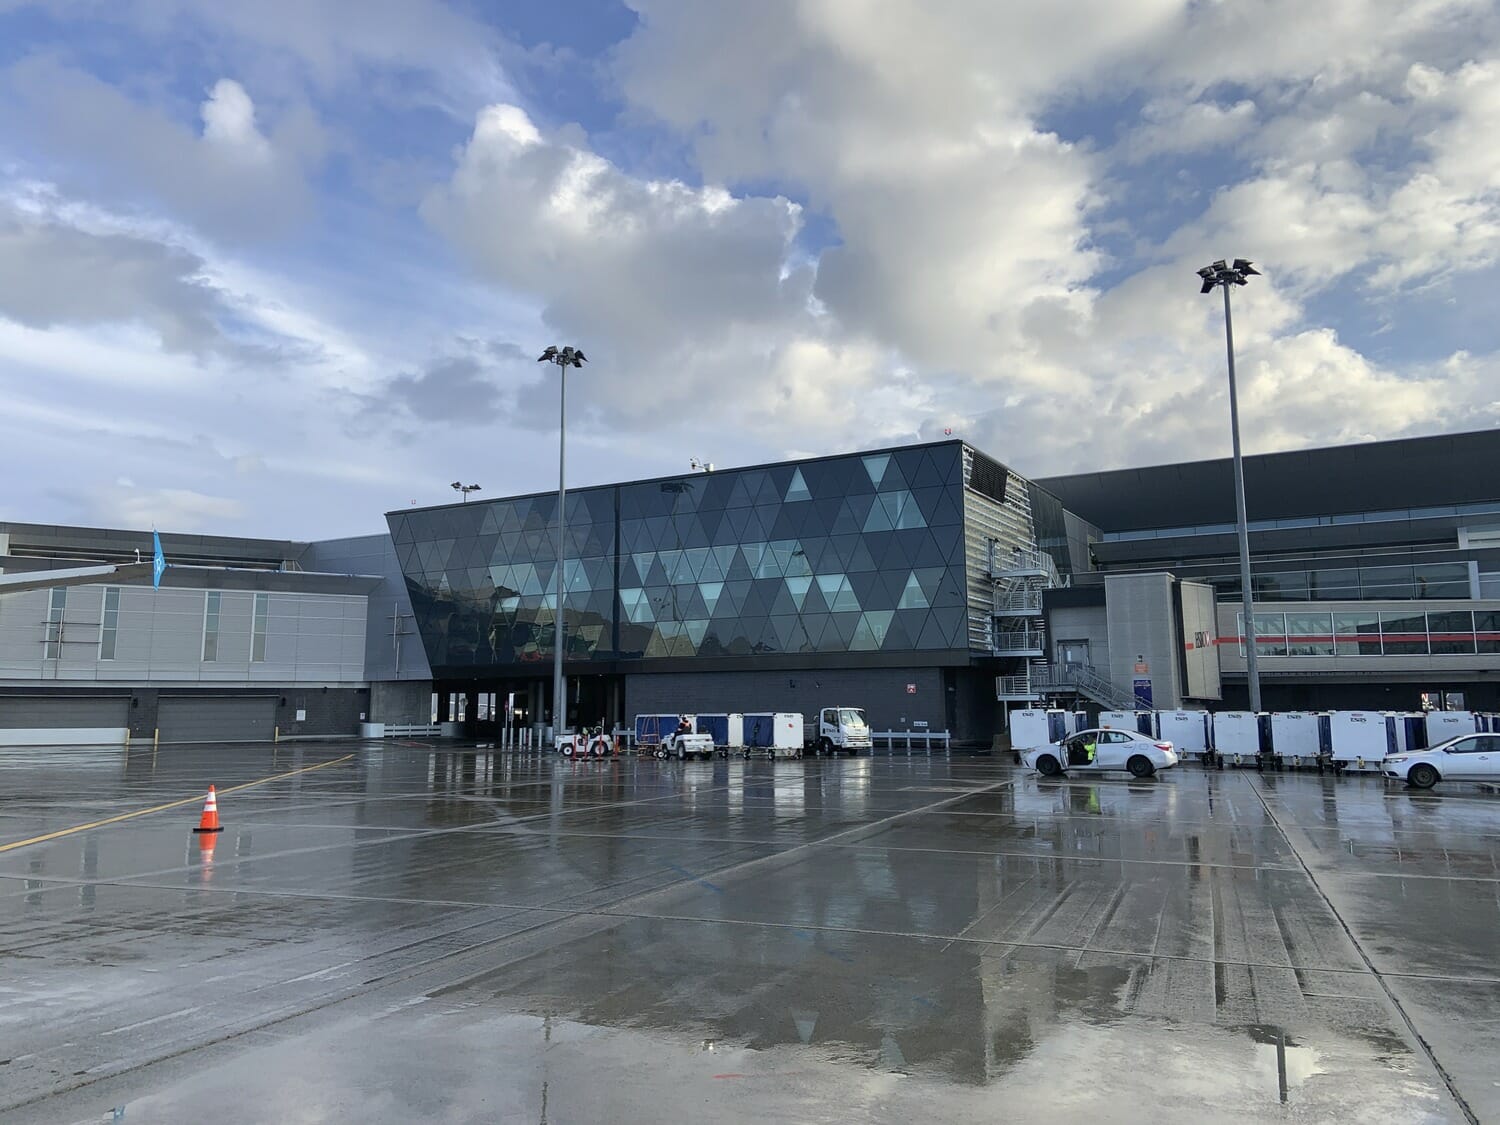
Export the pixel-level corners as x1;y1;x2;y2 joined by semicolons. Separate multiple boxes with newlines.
808;706;872;756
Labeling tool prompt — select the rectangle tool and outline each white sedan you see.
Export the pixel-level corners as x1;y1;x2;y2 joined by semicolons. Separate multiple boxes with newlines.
1383;733;1500;789
1021;728;1179;779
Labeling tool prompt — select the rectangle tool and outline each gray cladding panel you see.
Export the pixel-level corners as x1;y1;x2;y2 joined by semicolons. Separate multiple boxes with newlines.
157;697;276;743
0;584;365;685
0;696;128;728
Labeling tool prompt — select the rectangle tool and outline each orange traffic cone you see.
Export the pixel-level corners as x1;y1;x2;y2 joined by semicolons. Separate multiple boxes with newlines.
193;785;223;833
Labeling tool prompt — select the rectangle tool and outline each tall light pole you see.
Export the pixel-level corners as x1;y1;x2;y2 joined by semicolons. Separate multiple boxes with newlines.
450;481;481;502
1197;258;1263;712
538;345;586;738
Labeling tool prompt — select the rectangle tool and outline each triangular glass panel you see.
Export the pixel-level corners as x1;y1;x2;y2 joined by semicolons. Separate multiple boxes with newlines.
898;572;929;609
785;467;812;502
700;581;724;615
785;575;812;610
916;614;953;650
684;619;709;648
862;453;890;487
863;498;894;533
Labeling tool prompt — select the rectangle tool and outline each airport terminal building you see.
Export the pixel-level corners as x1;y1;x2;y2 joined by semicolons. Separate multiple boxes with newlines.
388;440;1091;743
9;429;1500;746
1037;429;1500;712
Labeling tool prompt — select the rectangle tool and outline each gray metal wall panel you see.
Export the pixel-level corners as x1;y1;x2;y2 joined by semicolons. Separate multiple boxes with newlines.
157;697;276;743
1105;573;1182;708
0;696;128;728
1048;605;1111;671
0;584;366;686
301;533;431;681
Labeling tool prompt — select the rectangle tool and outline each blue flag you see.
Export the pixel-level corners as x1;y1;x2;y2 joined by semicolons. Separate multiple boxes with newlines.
152;530;166;589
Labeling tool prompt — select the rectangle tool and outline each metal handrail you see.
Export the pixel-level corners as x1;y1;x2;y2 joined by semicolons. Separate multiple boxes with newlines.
992;629;1046;653
994;588;1044;614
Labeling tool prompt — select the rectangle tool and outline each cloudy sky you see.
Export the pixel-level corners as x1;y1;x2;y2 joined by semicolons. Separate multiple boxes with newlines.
2;1;1499;539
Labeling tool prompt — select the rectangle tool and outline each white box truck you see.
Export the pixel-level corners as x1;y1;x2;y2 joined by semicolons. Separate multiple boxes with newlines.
804;706;873;755
1269;712;1323;768
1329;710;1391;769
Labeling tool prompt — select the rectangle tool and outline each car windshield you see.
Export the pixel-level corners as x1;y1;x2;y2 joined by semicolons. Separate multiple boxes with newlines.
838;709;866;725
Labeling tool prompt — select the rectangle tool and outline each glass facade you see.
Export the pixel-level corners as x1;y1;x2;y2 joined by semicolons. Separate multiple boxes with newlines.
1239;609;1500;657
1210;561;1472;602
390;443;974;674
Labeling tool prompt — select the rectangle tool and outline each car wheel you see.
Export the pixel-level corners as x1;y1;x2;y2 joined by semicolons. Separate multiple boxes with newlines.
1127;754;1155;779
561;742;574;758
820;738;833;757
1036;754;1063;777
1408;763;1440;790
655;747;668;760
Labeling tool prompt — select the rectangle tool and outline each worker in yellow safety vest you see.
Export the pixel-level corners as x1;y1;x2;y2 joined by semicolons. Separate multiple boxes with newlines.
1083;737;1097;764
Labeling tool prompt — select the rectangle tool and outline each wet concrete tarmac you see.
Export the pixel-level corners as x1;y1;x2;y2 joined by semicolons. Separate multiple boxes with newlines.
1;742;1496;1122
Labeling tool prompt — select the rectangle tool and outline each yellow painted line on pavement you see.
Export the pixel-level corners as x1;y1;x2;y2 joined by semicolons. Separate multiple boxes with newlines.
0;754;355;854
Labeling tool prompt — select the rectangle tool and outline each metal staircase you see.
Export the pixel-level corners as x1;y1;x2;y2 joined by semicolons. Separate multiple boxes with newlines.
1035;662;1152;710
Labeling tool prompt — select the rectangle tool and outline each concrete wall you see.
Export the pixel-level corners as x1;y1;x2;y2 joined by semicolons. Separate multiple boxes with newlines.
1104;573;1183;708
625;666;953;738
370;679;434;724
1048;605;1110;671
0;584;366;685
1179;581;1222;701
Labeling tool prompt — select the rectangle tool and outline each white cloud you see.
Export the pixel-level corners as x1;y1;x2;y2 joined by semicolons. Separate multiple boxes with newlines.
200;79;271;162
1125;99;1257;161
0;57;317;238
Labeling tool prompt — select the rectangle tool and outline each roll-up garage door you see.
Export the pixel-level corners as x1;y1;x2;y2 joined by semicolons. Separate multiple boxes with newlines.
156;697;276;743
0;696;129;729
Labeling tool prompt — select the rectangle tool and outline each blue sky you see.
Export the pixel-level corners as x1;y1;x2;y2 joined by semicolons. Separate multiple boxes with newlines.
1;0;1498;537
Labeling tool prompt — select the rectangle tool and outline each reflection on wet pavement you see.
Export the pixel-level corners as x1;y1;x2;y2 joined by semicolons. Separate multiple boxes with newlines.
0;743;1494;1122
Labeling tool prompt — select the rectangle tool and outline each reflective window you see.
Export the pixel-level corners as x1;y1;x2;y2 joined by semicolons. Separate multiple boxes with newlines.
392;445;973;668
1309;568;1360;600
1334;613;1381;655
202;591;221;662
1254;571;1308;601
1286;612;1334;656
1379;611;1428;655
252;593;269;662
1428;610;1475;655
99;587;120;660
1479;610;1500;655
45;587;66;659
1414;563;1470;599
1242;612;1287;657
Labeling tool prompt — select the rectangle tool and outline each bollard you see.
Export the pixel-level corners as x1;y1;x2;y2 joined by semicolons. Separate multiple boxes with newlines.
153;727;159;750
274;726;280;743
125;729;131;750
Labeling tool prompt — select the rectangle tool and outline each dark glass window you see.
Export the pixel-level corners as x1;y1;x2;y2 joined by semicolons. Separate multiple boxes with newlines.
1242;612;1286;656
1286;612;1334;656
1334;613;1381;655
1254;571;1308;601
1428;611;1475;655
1379;612;1428;655
1478;611;1500;654
1309;568;1360;600
1414;563;1470;599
